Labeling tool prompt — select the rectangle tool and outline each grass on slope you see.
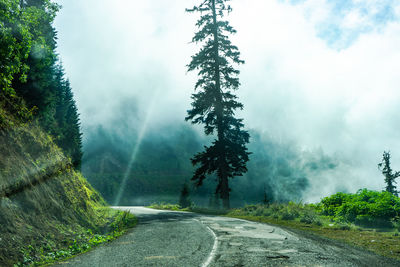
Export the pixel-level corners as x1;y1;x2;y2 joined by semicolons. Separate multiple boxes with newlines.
16;208;137;267
0;110;136;267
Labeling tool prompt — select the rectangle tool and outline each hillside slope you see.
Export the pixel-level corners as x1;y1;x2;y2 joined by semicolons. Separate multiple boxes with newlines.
0;110;133;266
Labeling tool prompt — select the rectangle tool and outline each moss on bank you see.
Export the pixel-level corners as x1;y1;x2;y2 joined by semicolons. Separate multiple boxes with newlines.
0;112;136;266
16;208;136;266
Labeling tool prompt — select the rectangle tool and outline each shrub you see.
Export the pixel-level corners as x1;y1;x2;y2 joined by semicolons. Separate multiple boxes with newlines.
321;192;350;216
321;189;400;227
280;208;297;220
299;208;321;225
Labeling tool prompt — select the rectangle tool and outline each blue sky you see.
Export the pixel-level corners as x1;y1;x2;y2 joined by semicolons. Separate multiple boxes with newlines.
283;0;400;49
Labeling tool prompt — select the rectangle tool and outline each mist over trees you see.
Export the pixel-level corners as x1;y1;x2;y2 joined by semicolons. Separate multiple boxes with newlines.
185;0;250;209
81;101;340;206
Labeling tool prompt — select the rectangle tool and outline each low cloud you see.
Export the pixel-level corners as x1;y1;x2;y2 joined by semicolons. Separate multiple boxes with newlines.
55;0;400;200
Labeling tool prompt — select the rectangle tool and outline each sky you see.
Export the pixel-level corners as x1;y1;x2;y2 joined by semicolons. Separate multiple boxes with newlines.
54;0;400;201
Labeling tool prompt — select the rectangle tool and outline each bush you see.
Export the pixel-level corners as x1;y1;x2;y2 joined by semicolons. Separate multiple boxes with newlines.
321;189;400;227
279;203;301;220
299;208;321;225
321;192;350;216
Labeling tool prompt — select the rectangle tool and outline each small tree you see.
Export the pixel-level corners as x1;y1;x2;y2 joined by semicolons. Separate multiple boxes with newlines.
262;185;271;206
179;182;192;208
378;151;400;196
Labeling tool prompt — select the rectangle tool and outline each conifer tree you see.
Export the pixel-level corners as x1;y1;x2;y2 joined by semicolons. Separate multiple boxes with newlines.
13;0;59;130
63;80;82;169
53;64;83;169
263;185;270;206
378;151;400;196
186;0;250;209
9;1;83;169
179;182;192;208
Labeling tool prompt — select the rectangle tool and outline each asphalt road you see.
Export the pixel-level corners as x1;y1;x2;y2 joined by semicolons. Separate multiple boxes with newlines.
54;207;400;267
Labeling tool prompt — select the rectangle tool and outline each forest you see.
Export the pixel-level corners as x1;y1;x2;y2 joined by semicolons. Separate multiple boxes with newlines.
0;1;135;266
0;0;82;167
2;0;400;265
82;117;336;206
1;0;399;226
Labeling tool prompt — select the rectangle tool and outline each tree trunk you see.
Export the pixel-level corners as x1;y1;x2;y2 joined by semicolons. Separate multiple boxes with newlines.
220;175;230;209
211;0;230;210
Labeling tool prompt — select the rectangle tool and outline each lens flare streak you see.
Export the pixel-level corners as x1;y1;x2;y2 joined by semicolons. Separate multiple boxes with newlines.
113;91;158;206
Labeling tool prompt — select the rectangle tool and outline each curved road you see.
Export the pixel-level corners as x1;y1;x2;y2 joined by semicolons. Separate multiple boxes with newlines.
55;207;400;266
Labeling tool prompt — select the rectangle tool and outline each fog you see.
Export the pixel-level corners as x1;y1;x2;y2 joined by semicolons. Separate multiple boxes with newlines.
54;0;400;202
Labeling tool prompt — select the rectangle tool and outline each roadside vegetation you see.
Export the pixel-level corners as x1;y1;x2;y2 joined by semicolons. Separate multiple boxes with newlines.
0;117;138;266
150;188;400;261
16;208;136;267
149;203;190;211
0;2;140;266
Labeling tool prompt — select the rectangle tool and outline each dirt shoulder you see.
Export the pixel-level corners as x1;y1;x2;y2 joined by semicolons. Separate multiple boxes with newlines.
227;214;400;265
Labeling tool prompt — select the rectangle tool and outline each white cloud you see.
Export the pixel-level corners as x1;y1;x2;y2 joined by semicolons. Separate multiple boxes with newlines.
54;0;400;200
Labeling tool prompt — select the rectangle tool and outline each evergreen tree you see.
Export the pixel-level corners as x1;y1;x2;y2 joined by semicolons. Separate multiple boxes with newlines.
2;0;83;169
262;185;270;206
179;182;191;208
186;0;250;209
62;80;82;169
378;151;400;196
13;0;59;131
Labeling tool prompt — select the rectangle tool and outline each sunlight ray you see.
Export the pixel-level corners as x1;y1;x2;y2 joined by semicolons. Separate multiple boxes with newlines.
113;90;158;206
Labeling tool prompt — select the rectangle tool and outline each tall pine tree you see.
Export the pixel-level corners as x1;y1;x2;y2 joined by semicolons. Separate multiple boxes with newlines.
62;79;82;169
378;151;400;196
186;0;250;209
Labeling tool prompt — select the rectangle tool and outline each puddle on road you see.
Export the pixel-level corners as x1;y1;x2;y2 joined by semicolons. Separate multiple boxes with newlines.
200;216;297;240
144;256;177;260
278;249;298;254
247;247;270;253
246;247;298;254
242;226;257;230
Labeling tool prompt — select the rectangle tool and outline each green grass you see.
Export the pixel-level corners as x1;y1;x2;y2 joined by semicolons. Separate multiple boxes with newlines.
148;203;190;211
148;203;229;215
15;208;137;267
0;101;137;267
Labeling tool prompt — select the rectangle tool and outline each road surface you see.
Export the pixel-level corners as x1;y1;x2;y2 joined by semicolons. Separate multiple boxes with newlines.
54;207;400;266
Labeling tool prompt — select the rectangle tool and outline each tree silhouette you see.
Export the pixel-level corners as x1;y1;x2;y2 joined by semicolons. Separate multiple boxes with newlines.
186;0;250;209
179;182;192;208
378;151;400;196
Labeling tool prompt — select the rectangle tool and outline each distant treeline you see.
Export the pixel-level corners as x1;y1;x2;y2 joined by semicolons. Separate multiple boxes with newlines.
82;116;338;206
0;0;82;168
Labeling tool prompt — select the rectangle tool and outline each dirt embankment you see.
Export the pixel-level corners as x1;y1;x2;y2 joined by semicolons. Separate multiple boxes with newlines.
0;119;110;266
